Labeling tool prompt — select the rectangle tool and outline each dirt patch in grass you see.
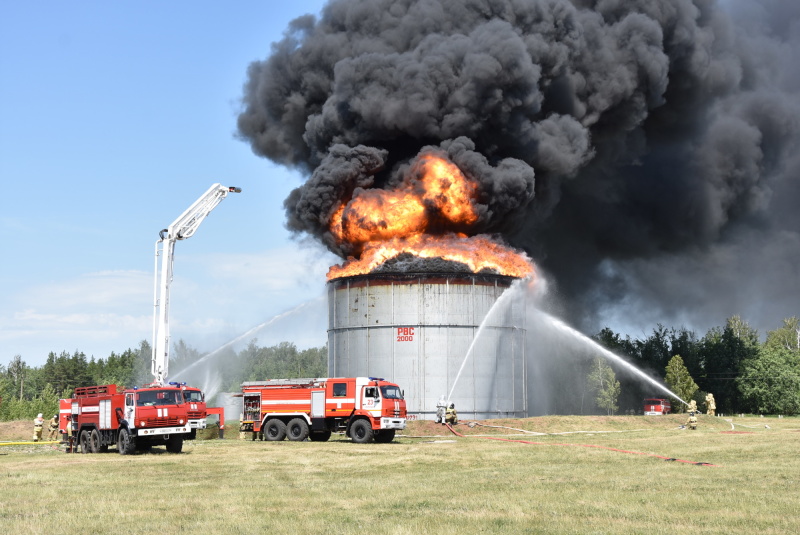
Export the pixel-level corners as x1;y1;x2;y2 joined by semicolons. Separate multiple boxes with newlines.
0;420;36;441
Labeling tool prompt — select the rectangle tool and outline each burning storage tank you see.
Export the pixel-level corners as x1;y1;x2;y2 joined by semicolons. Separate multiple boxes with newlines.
328;268;527;420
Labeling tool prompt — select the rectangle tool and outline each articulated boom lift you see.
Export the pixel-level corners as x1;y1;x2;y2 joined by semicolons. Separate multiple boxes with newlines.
151;183;241;384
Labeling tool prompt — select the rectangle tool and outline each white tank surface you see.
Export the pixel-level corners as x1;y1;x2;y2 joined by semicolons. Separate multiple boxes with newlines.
328;272;527;420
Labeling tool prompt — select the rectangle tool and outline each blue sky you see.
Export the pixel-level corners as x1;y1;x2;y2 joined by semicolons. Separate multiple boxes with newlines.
1;1;335;368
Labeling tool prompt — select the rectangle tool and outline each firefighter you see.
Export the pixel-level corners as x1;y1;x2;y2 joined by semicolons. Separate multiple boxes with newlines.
47;414;59;440
688;399;698;413
435;395;447;424
33;413;44;442
686;411;698;430
239;413;247;440
63;415;73;452
445;403;458;425
705;393;716;416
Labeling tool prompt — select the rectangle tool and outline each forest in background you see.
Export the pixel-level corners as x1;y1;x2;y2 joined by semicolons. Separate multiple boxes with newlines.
1;315;798;421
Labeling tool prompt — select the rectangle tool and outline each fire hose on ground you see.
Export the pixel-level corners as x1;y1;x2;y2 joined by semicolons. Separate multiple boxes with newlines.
444;423;718;467
0;440;61;447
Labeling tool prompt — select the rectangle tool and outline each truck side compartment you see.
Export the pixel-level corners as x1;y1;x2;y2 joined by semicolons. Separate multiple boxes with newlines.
240;377;407;444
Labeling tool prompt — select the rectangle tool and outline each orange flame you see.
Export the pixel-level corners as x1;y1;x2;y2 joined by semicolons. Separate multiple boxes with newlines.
327;154;534;280
328;234;535;279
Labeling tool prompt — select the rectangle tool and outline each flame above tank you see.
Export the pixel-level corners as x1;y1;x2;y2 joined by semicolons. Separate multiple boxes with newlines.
327;153;535;280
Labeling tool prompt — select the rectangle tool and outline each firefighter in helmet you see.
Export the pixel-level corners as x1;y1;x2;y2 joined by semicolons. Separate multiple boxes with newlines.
239;413;247;440
32;413;44;442
686;411;698;430
435;395;447;424
47;414;59;440
63;414;74;452
705;393;716;416
445;403;458;425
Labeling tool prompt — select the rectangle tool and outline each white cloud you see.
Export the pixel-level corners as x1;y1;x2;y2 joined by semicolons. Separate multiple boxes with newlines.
1;247;338;367
1;270;154;364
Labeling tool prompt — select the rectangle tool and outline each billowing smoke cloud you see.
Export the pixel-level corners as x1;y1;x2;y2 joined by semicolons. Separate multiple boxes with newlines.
238;0;800;335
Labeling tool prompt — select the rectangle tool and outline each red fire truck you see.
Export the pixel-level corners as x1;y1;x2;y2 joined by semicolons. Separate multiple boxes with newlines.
240;377;406;443
643;398;672;415
60;382;207;454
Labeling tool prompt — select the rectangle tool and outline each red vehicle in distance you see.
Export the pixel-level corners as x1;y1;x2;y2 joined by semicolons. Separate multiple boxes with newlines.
643;398;671;415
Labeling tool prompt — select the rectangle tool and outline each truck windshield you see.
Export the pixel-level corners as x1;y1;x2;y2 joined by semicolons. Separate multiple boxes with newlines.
137;390;181;406
183;390;204;403
380;386;403;400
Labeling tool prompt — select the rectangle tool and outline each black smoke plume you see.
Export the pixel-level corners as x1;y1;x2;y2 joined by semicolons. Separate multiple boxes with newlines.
238;0;800;335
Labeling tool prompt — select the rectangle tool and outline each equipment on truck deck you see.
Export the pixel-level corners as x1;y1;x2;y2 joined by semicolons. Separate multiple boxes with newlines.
240;377;407;443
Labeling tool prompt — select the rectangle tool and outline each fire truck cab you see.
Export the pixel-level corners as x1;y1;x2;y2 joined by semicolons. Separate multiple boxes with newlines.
60;382;206;454
643;398;672;415
241;377;407;444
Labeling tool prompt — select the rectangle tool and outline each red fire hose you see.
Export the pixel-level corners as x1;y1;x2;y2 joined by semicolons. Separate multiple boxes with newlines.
444;424;717;466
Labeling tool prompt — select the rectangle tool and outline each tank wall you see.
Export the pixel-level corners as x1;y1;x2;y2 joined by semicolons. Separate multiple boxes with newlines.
328;274;526;420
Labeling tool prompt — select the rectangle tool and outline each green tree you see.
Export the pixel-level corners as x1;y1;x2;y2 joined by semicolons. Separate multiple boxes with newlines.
738;346;800;415
700;316;759;413
6;355;27;399
636;324;672;371
664;355;698;412
132;340;154;385
171;339;202;375
669;328;702;378
764;317;800;353
587;358;620;415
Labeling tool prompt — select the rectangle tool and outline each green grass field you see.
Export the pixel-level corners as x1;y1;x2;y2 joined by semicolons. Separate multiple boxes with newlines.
1;415;797;534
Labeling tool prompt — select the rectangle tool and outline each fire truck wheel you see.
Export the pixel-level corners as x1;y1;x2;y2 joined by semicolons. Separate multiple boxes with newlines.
287;418;309;441
166;436;183;453
350;419;374;444
374;429;395;443
117;428;136;455
309;430;331;442
90;429;102;453
264;419;287;441
79;430;91;454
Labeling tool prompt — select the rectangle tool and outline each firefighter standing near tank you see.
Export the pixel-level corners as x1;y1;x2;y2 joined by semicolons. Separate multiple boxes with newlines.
435;395;447;424
445;403;458;425
32;413;44;442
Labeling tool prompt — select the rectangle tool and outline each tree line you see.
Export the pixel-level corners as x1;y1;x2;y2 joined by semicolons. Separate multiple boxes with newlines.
3;314;798;421
586;316;800;416
0;340;327;422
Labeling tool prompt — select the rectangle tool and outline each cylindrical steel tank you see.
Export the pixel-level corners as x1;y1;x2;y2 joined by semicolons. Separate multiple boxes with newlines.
327;272;526;420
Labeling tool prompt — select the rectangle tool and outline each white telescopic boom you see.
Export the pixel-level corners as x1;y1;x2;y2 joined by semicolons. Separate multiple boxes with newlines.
151;183;241;384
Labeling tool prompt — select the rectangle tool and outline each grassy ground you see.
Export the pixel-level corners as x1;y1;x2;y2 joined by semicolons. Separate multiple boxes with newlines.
1;415;798;534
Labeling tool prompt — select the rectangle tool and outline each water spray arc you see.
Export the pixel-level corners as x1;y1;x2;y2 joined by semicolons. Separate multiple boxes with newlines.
532;310;688;407
171;296;325;396
447;278;527;405
447;275;688;413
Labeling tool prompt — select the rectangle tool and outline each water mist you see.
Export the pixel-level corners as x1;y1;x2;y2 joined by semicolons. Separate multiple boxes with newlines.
449;274;687;415
171;296;325;401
